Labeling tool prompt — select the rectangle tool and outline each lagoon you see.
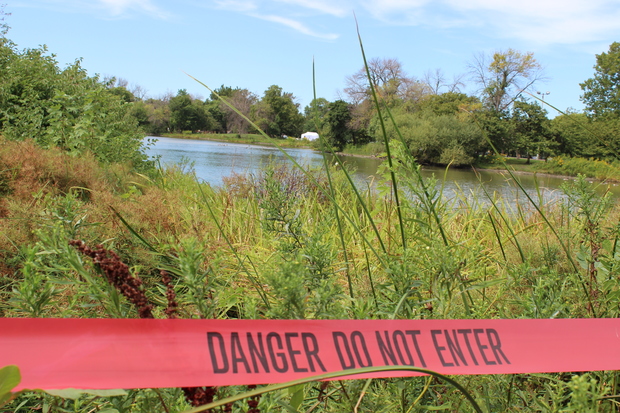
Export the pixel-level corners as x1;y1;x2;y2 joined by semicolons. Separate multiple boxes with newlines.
145;136;619;206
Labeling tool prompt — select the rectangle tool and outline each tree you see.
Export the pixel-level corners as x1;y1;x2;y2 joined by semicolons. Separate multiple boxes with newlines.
169;89;209;132
469;49;544;111
415;92;481;117
477;109;513;154
344;58;430;140
423;69;466;95
222;88;257;134
375;104;484;166
551;112;598;157
344;57;428;105
302;97;330;133
324;100;352;151
1;4;10;37
580;42;620;119
251;85;303;137
203;85;241;133
141;95;172;135
511;100;554;162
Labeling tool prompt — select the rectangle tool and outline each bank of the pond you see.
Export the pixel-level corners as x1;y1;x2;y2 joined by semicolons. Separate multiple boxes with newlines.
476;156;620;183
156;133;620;183
160;132;314;149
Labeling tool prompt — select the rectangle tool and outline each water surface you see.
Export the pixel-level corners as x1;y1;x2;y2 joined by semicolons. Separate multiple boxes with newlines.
146;136;619;206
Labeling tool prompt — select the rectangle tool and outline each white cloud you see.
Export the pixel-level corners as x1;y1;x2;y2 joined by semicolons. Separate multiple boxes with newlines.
97;0;170;19
12;0;171;19
359;0;620;45
213;0;258;13
253;13;339;39
273;0;350;17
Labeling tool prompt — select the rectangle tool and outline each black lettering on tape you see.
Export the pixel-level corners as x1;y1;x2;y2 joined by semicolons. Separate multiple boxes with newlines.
247;332;270;373
207;332;229;374
405;330;426;367
457;329;479;366
376;331;398;365
393;330;415;366
230;332;251;373
267;332;289;373
285;333;307;373
474;329;496;365
333;332;355;369
351;331;373;367
431;330;454;367
302;333;326;372
444;330;468;367
486;329;511;365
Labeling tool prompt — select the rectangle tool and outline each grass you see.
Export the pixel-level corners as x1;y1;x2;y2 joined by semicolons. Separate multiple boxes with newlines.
4;131;620;411
3;131;620;411
476;155;620;182
161;132;315;149
475;155;545;171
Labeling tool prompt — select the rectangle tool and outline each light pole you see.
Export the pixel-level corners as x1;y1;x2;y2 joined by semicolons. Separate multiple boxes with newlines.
536;90;550;102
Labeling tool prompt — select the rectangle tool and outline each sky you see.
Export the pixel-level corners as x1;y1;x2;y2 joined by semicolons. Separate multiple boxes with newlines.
4;0;620;116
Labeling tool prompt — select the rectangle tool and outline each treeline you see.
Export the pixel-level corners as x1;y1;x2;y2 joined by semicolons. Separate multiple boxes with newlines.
1;3;619;169
132;85;305;139
124;45;620;167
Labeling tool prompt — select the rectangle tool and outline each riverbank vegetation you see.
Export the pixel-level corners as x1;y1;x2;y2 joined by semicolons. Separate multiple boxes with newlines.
162;132;313;149
3;6;620;411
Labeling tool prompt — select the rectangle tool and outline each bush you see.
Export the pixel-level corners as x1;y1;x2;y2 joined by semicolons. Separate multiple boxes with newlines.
0;39;150;169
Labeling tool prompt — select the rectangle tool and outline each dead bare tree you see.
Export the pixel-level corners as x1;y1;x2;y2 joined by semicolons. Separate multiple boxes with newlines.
423;68;466;95
222;89;257;134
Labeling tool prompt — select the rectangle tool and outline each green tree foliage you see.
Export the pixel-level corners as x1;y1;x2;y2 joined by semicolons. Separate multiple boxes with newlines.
550;112;598;157
414;92;481;116
303;97;329;133
137;96;171;135
378;104;484;166
108;85;136;103
323;100;352;151
204;85;240;133
580;42;620;119
0;40;148;167
476;109;513;154
252;85;304;138
169;89;210;132
511;100;554;161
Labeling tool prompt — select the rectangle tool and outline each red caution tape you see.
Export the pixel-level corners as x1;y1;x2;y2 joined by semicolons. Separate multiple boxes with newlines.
2;318;620;390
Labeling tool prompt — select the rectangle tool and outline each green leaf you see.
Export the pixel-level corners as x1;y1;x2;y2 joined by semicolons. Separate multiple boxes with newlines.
288;384;305;410
44;388;127;400
0;365;21;406
0;365;21;396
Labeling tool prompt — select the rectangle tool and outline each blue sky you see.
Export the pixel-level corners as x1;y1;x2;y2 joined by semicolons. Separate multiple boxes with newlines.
5;0;620;115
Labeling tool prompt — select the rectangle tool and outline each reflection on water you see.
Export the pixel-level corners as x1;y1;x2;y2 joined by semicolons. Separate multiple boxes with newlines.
146;137;325;186
145;136;619;206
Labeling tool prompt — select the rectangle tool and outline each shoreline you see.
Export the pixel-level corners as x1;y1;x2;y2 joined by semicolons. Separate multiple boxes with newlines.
153;134;619;184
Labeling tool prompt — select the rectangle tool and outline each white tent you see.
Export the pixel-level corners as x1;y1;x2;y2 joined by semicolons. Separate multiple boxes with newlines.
301;131;319;141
